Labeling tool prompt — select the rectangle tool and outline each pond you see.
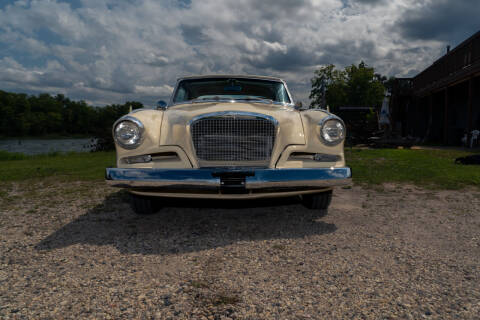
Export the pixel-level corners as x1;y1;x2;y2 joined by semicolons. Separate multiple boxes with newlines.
0;138;96;155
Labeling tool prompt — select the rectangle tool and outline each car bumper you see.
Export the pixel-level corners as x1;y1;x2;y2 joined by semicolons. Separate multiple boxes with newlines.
105;167;352;189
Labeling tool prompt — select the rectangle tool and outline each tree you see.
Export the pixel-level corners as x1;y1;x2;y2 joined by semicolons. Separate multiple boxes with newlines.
309;64;346;109
0;89;142;148
309;62;386;111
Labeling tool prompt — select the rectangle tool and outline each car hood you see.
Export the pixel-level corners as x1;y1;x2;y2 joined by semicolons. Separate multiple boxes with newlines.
159;101;306;147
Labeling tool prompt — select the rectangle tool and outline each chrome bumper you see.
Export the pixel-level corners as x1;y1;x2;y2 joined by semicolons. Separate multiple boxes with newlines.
105;167;352;189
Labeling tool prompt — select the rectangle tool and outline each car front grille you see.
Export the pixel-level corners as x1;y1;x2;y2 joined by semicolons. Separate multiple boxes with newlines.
191;113;276;163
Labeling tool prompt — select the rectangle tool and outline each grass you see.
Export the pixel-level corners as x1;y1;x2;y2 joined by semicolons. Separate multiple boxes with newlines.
0;148;478;189
0;150;28;161
191;280;209;289
0;134;93;140
271;244;286;250
212;294;241;306
0;151;115;182
345;148;480;189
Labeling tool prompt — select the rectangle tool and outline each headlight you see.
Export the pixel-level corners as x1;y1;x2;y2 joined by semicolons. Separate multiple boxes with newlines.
113;116;144;149
319;116;345;146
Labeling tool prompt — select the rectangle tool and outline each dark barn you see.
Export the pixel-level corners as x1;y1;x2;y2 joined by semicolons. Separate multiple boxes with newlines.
393;30;480;146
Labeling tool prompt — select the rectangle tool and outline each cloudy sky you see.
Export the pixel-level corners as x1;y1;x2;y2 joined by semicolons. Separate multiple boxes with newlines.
0;0;478;106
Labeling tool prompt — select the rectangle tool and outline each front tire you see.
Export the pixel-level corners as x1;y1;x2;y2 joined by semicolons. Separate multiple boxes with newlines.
302;190;332;211
130;194;158;215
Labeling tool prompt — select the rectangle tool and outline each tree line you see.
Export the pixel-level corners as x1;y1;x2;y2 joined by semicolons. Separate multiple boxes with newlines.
0;90;143;142
1;62;389;148
309;61;391;111
309;62;394;143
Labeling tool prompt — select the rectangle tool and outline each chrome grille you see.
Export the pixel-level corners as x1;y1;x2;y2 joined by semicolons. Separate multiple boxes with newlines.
191;114;276;162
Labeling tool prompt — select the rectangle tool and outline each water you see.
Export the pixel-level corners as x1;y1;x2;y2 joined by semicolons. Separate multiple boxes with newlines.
0;138;96;155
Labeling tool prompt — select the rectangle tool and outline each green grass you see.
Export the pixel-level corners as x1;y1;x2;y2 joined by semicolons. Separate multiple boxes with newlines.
212;294;241;306
0;148;479;189
345;148;480;189
0;133;93;140
191;280;209;289
0;150;27;161
0;151;115;182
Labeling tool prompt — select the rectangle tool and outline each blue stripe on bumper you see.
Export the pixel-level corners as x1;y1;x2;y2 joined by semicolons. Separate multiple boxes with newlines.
105;167;352;189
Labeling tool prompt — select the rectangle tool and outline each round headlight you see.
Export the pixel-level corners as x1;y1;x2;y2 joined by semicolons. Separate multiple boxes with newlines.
320;117;345;145
113;117;144;149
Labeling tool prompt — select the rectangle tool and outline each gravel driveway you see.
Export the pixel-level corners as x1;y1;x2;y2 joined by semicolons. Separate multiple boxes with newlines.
1;181;479;319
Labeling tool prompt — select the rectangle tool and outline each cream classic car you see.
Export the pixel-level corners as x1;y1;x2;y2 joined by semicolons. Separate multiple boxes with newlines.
106;75;352;214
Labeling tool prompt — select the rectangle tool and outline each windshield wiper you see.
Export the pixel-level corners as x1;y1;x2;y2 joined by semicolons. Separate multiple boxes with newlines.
239;97;274;104
189;96;278;105
190;96;231;103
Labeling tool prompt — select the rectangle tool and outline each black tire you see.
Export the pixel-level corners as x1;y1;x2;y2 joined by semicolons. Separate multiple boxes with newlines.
130;194;158;215
302;190;332;211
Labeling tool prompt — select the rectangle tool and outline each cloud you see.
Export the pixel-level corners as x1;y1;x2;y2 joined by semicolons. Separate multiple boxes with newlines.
349;0;385;5
245;46;322;71
0;0;477;106
134;85;174;96
396;0;480;46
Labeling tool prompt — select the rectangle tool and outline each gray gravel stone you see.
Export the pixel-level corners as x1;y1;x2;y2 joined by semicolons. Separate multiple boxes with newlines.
0;181;479;319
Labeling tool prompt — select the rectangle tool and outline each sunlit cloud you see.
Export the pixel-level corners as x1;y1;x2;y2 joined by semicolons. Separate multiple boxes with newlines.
0;0;477;105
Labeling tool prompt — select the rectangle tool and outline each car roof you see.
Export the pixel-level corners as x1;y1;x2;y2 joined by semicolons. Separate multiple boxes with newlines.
176;74;285;82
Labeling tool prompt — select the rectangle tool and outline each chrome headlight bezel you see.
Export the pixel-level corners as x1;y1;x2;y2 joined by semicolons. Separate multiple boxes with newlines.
113;116;145;149
318;115;346;146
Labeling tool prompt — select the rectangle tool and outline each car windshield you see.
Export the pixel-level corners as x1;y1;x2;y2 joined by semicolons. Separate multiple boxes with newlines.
172;78;291;104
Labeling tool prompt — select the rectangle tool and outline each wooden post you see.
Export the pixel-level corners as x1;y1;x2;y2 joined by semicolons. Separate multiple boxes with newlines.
444;88;449;144
467;78;473;145
424;94;433;142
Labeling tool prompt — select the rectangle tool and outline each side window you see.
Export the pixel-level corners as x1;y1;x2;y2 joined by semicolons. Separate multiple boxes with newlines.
175;87;186;102
275;85;289;103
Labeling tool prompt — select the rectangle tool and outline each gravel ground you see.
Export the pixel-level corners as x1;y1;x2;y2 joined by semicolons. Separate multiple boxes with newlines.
1;181;479;319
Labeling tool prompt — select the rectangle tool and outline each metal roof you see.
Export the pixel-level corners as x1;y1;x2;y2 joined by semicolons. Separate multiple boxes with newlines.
413;30;480;80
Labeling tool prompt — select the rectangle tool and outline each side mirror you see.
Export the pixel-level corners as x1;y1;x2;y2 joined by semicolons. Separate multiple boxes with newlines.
157;100;167;110
294;101;303;110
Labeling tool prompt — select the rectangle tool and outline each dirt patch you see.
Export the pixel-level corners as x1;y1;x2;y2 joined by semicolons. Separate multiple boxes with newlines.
0;182;479;319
